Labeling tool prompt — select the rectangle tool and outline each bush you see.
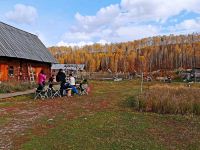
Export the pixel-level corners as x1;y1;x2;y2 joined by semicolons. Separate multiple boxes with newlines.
0;81;36;93
135;85;200;115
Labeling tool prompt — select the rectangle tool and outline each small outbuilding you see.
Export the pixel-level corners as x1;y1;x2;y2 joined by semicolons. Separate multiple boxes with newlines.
181;68;200;82
0;22;57;82
51;64;85;76
191;68;200;81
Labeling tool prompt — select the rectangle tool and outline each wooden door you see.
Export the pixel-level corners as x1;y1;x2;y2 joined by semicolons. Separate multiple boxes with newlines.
0;64;8;81
35;67;42;81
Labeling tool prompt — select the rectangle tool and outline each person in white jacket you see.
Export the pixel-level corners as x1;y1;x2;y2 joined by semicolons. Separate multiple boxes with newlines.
69;73;75;86
68;73;79;95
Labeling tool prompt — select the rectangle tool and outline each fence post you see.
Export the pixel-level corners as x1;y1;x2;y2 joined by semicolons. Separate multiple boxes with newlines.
141;72;143;93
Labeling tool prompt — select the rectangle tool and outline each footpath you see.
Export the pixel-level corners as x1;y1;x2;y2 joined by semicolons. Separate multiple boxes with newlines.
0;89;35;99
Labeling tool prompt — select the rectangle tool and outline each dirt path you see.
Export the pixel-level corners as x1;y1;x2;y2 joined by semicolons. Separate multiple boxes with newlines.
0;89;35;99
0;99;74;149
0;104;47;149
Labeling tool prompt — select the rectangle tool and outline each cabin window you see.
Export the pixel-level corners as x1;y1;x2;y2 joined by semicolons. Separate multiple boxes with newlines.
8;66;14;76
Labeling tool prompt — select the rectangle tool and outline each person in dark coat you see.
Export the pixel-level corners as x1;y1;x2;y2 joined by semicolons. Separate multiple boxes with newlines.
56;69;66;96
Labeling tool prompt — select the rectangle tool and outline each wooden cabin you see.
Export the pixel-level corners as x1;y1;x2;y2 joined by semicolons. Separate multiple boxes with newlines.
0;22;57;82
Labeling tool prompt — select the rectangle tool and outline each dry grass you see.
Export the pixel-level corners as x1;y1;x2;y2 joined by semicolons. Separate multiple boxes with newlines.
135;84;200;115
0;81;36;93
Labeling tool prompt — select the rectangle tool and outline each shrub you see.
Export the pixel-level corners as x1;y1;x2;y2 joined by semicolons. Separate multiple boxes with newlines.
135;84;200;115
0;81;36;93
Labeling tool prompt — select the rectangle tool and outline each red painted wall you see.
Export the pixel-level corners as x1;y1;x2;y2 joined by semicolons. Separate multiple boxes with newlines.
0;57;51;82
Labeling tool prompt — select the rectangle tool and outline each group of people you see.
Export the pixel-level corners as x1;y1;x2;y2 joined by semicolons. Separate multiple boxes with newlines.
37;69;89;97
56;69;78;96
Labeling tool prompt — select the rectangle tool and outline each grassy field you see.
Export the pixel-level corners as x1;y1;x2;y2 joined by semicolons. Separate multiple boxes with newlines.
0;80;200;150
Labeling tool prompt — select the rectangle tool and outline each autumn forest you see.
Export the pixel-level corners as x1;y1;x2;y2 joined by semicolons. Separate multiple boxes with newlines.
49;33;200;73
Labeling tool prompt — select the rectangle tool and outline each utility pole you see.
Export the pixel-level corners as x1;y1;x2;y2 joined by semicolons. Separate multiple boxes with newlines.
139;47;145;93
141;72;144;93
192;33;197;82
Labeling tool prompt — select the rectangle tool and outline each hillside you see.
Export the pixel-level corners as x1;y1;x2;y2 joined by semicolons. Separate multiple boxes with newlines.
49;33;200;73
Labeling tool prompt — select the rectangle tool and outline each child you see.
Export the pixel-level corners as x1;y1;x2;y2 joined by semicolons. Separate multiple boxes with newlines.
80;79;90;95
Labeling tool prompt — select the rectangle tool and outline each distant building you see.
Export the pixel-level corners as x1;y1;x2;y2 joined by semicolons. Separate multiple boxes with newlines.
181;68;200;82
0;22;57;82
51;64;85;75
191;68;200;81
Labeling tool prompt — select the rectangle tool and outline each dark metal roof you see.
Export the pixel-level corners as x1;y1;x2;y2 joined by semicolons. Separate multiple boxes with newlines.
0;22;57;63
52;64;85;71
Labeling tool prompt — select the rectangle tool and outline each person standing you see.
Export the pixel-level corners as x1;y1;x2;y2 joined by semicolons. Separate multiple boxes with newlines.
56;69;66;96
37;70;46;90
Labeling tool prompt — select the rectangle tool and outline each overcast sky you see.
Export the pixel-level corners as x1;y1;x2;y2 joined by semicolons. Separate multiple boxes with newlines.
0;0;200;47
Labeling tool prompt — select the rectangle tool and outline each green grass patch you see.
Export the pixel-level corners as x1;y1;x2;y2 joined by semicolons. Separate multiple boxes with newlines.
11;94;35;101
21;111;165;150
